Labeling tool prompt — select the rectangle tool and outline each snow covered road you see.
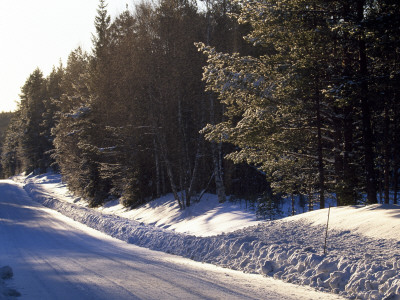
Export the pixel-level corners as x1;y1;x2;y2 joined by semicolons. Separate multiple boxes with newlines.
0;180;344;299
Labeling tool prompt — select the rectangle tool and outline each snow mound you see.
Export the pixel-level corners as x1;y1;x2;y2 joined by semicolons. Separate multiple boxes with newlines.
17;174;400;300
0;267;13;280
0;266;21;299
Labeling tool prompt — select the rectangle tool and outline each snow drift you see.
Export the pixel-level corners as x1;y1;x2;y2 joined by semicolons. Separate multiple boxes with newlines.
15;174;400;300
0;266;20;299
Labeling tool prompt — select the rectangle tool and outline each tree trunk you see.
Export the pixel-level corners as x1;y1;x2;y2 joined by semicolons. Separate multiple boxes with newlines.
153;138;161;198
212;141;226;203
333;117;344;207
339;7;362;205
157;132;183;209
186;138;202;207
393;162;399;205
291;194;295;216
316;85;325;209
340;23;357;205
357;0;377;204
308;193;313;211
208;89;226;203
393;101;399;205
204;0;226;203
384;105;390;204
343;105;357;205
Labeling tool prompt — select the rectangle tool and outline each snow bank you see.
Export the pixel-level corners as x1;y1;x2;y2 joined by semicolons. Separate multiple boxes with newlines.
286;204;400;241
16;173;262;237
18;174;400;300
0;266;20;299
98;194;262;237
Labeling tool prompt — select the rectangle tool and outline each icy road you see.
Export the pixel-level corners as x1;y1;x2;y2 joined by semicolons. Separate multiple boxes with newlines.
0;181;343;299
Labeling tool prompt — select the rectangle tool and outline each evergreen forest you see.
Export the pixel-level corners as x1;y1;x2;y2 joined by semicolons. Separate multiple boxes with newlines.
1;0;399;214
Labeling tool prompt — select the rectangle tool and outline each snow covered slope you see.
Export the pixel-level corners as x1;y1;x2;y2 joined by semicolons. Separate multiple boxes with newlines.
14;173;262;237
14;173;400;300
286;204;400;241
98;194;263;237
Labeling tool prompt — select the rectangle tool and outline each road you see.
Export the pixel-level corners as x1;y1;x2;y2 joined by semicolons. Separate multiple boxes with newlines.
0;180;343;299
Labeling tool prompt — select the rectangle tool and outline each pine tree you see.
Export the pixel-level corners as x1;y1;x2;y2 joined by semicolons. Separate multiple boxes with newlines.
41;65;64;171
52;48;105;206
367;0;400;204
198;0;400;207
197;0;338;207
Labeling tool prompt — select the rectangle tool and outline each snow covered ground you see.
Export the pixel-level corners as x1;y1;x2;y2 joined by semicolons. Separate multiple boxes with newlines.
0;265;20;299
14;173;262;237
0;178;343;300
10;173;400;299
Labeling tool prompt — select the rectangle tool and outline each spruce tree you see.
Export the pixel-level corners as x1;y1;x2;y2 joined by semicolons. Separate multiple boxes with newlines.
18;69;48;173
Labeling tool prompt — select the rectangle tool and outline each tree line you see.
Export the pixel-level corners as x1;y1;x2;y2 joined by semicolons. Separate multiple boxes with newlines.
198;0;400;207
0;112;13;177
1;0;399;213
1;0;268;210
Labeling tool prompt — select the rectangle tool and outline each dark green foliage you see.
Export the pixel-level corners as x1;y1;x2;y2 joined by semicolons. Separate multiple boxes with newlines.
2;0;398;212
198;0;400;206
0;112;13;133
2;68;59;176
0;112;14;178
19;69;48;173
256;192;282;221
50;0;238;208
120;169;142;208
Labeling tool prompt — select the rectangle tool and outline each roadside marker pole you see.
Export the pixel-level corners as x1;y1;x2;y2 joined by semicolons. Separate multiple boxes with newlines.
323;205;331;255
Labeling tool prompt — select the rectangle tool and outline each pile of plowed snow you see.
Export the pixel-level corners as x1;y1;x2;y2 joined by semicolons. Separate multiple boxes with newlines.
15;173;400;300
0;266;20;299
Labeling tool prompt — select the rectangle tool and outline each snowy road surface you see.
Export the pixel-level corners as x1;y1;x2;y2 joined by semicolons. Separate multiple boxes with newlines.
0;181;344;300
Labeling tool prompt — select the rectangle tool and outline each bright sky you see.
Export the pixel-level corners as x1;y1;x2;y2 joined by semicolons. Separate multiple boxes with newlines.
0;0;131;113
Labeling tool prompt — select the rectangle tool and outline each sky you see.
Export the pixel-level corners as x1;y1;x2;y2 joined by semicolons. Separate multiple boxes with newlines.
0;0;131;112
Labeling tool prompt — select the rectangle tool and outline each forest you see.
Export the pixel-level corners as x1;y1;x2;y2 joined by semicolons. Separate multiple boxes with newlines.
0;0;399;214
